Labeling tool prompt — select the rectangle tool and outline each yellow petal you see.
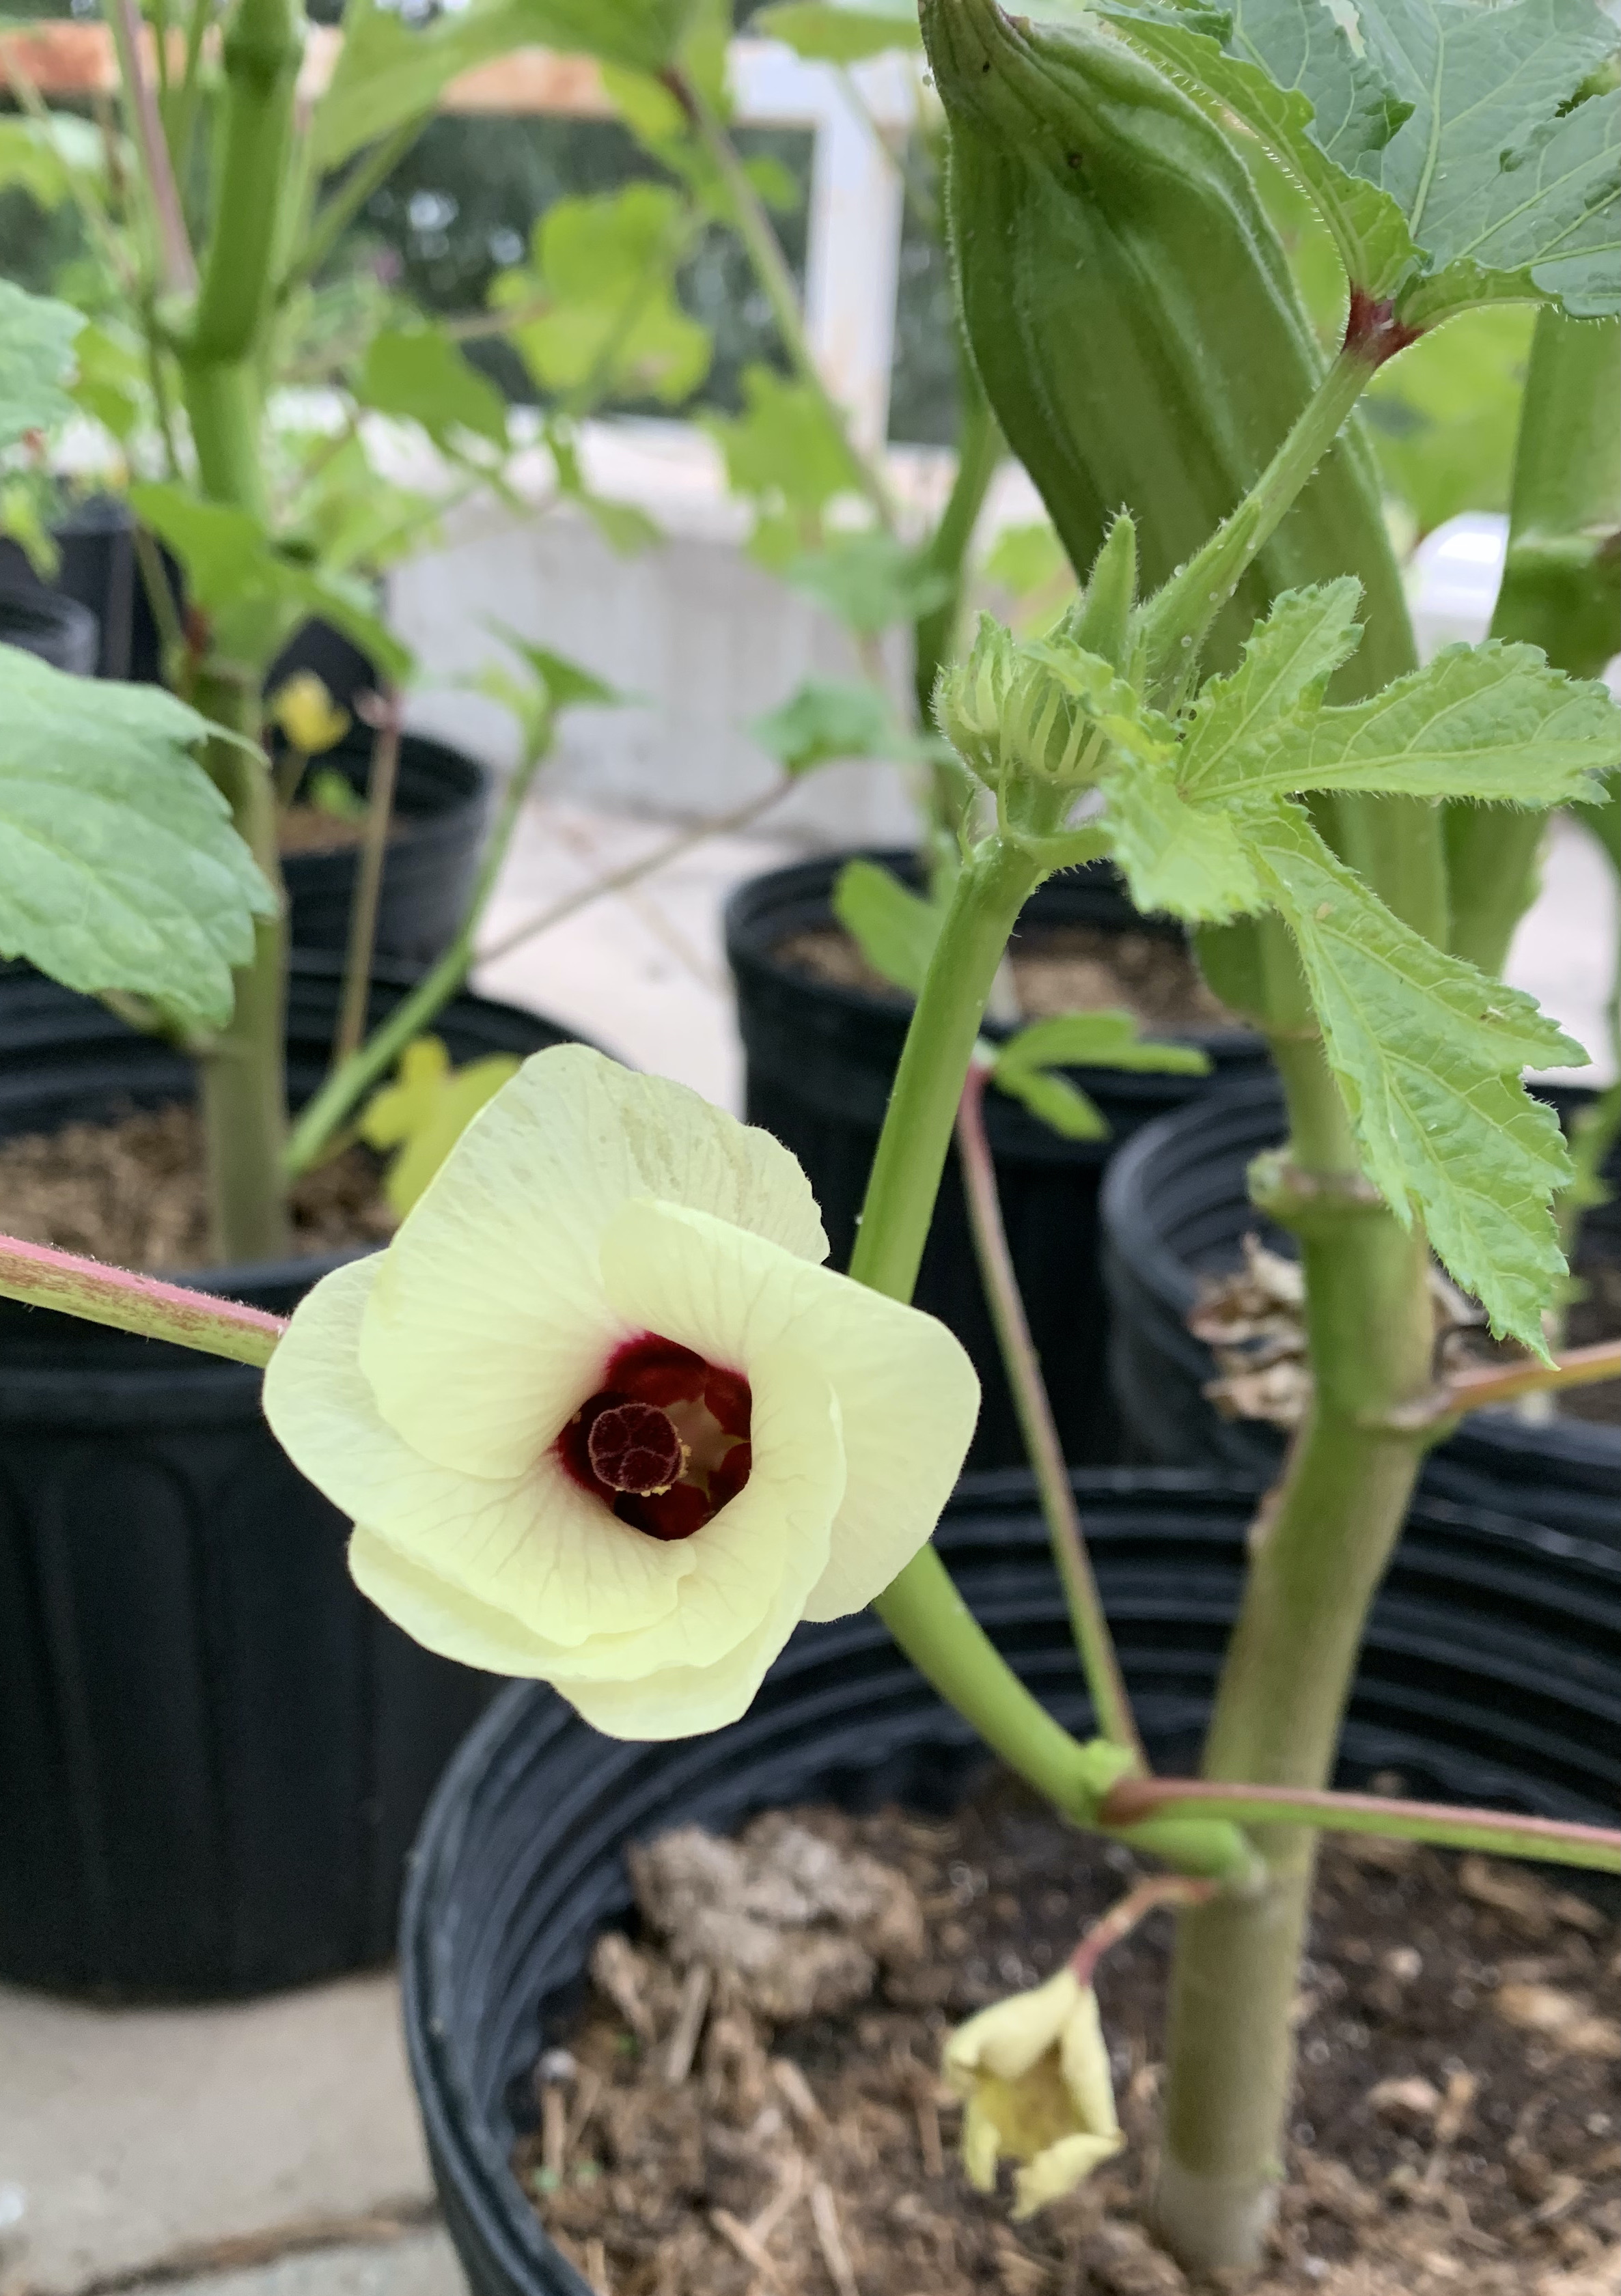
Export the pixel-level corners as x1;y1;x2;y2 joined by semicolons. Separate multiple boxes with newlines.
598;1199;978;1619
945;1967;1085;2085
960;2097;1003;2193
1010;2132;1124;2220
360;1047;827;1480
266;1255;693;1650
1059;1985;1120;2140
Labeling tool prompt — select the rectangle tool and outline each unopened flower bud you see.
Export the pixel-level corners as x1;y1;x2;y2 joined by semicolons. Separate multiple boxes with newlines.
934;613;1169;796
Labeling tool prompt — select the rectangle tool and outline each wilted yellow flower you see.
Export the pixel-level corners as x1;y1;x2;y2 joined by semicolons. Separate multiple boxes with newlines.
944;1966;1124;2218
268;671;350;756
264;1047;979;1739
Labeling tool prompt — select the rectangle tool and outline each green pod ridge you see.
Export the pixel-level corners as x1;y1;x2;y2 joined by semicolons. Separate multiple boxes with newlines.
924;0;1414;697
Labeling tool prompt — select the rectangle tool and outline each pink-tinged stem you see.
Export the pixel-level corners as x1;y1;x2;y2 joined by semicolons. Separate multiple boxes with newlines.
1068;1875;1217;1989
0;1233;286;1367
1099;1776;1621;1874
1394;1338;1621;1428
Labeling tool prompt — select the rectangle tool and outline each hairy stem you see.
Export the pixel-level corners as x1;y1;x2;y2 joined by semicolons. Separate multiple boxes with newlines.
914;357;1002;873
1447;312;1621;976
956;1059;1142;1762
0;1234;286;1366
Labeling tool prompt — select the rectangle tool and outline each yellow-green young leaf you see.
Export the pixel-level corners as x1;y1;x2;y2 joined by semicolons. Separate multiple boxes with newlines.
0;645;273;1030
1249;798;1582;1348
749;678;901;776
753;0;922;61
702;365;863;542
1208;642;1621;807
831;859;943;996
784;533;952;636
68;322;145;445
545;423;662;555
995;1065;1109;1138
1176;582;1366;797
0;280;83;450
128;484;411;682
359;1037;523;1215
355;326;509;451
1101;755;1268;923
499;184;710;407
314;0;702;168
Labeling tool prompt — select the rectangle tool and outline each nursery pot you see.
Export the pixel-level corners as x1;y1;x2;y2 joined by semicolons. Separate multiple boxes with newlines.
1100;1073;1621;1545
400;1468;1620;2296
0;580;98;676
0;954;574;1998
724;854;1269;1472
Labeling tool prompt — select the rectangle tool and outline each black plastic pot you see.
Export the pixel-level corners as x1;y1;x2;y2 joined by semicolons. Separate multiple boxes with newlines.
725;854;1270;1473
400;1468;1620;2296
0;954;574;1998
0;582;98;675
279;727;493;965
1100;1074;1621;1545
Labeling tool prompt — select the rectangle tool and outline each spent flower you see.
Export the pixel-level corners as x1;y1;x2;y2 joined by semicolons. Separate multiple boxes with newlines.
264;1047;979;1738
268;671;350;755
944;1965;1124;2218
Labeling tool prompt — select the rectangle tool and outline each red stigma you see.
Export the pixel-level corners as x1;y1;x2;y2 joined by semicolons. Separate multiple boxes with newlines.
555;1331;753;1542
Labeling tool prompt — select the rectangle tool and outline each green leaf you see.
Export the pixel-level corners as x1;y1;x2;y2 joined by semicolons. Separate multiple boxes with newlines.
996;1010;1214;1078
355;325;510;450
545;423;663;555
1356;0;1621;320
753;0;922;62
782;531;953;635
490;626;621;713
831;858;943;996
702;364;863;546
314;0;703;169
995;1064;1109;1138
1096;0;1422;298
499;183;710;407
359;1035;523;1216
307;766;370;824
1210;642;1621;807
1249;798;1581;1347
0;644;273;1031
129;483;412;683
0;280;84;451
68;322;146;445
749;678;899;775
983;520;1071;601
0;115;90;208
1101;754;1269;923
1176;581;1366;796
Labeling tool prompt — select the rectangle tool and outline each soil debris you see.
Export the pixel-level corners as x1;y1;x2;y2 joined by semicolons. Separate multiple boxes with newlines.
516;1781;1620;2296
0;1103;394;1272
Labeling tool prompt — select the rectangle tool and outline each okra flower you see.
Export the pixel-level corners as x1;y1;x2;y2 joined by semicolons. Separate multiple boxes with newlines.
263;1047;978;1739
944;1968;1124;2217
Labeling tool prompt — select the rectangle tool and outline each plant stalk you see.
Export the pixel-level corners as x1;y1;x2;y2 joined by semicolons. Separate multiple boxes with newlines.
0;1234;286;1367
956;1058;1142;1763
331;695;402;1070
1447;312;1621;976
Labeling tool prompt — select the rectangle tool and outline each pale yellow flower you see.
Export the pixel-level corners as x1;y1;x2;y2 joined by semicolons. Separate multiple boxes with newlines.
264;1046;979;1738
944;1966;1124;2218
269;671;350;756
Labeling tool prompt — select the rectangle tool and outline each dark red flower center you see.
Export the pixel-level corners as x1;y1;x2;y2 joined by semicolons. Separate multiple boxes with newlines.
555;1333;753;1543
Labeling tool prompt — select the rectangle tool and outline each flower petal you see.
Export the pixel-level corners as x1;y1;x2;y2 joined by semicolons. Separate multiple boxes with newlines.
946;1968;1084;2084
265;1255;694;1647
359;1046;828;1479
1012;2133;1124;2220
598;1199;979;1620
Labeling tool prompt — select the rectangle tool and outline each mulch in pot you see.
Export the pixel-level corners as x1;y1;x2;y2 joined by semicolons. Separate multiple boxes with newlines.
516;1776;1620;2296
0;1102;396;1271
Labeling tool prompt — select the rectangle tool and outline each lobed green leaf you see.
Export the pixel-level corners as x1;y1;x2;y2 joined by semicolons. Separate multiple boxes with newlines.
0;645;274;1031
831;858;943;996
0;280;84;451
1101;755;1268;922
1176;581;1365;796
355;326;510;451
749;677;904;776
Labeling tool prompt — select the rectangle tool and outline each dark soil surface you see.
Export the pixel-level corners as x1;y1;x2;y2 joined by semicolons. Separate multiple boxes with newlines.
518;1779;1620;2296
777;923;1233;1035
0;1104;395;1270
277;802;403;857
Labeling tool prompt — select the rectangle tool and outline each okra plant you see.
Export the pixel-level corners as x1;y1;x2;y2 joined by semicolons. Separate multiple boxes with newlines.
0;0;1618;2284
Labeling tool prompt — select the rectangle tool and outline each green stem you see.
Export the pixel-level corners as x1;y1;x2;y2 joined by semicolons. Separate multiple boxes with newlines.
915;356;1002;879
1138;341;1378;698
170;0;214;192
1152;1062;1435;2271
282;114;428;300
1103;1778;1620;1873
1447;312;1621;976
331;697;402;1072
106;0;197;295
0;1233;286;1367
956;1058;1143;1763
186;0;301;367
670;68;899;536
